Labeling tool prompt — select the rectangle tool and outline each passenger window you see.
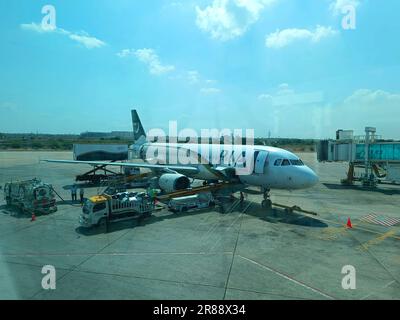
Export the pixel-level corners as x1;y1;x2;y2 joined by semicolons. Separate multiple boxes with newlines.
281;159;290;166
274;159;282;166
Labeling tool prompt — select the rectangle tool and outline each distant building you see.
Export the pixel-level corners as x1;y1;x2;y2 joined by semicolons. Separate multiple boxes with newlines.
80;132;109;138
110;131;134;139
80;131;134;139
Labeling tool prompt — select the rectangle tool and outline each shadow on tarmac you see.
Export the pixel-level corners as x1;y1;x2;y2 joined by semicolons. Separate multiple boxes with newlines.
0;204;53;219
76;200;328;236
323;183;400;195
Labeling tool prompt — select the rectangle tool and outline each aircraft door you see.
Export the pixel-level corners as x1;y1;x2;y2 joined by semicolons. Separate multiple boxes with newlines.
254;151;269;174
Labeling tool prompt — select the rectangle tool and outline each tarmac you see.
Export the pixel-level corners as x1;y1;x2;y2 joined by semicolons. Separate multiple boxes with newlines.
0;151;399;300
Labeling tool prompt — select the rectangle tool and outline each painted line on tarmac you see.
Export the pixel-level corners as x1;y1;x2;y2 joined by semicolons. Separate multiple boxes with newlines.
208;201;252;253
346;229;400;287
360;280;396;300
355;230;397;252
259;200;400;241
222;204;246;300
238;255;336;300
303;214;400;240
1;251;233;258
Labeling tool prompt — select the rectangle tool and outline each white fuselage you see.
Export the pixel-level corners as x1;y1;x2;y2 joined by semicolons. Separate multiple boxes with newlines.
133;142;318;190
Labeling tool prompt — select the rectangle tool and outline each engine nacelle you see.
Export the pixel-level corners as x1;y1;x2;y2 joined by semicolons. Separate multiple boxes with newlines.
158;174;190;193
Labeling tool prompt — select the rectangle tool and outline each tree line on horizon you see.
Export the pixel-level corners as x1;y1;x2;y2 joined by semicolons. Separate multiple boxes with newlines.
0;133;317;152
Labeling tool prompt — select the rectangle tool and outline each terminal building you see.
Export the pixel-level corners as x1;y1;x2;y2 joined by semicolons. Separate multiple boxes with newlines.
80;131;134;139
317;127;400;187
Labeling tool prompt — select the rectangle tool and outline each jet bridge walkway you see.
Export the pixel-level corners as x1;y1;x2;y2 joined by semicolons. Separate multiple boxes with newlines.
317;127;400;187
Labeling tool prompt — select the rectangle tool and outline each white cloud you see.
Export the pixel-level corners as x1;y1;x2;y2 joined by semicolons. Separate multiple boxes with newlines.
258;84;324;106
165;1;185;9
200;87;221;94
329;0;360;16
276;83;294;95
196;0;276;41
20;22;106;49
187;70;200;84
344;89;400;106
21;22;56;33
117;48;175;75
258;93;271;99
320;89;400;138
68;33;106;49
134;49;175;75
255;87;400;139
116;49;133;58
278;83;289;89
265;25;338;49
171;71;219;88
0;102;17;111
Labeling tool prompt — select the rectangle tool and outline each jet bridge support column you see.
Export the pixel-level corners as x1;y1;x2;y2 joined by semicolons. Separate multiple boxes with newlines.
362;127;377;188
341;162;355;185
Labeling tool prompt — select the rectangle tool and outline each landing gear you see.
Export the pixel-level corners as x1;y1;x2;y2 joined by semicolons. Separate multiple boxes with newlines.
261;188;272;209
261;200;272;208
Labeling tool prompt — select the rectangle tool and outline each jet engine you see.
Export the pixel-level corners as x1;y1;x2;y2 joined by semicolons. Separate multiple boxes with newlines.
158;173;190;193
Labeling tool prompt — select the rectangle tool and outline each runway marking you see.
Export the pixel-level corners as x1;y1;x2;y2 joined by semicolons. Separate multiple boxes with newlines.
1;251;233;258
197;200;243;243
243;198;400;241
222;207;248;300
355;230;397;252
345;229;400;288
226;286;314;300
360;280;396;300
208;201;252;253
359;213;400;227
299;212;400;241
314;226;349;241
237;255;336;300
28;224;137;300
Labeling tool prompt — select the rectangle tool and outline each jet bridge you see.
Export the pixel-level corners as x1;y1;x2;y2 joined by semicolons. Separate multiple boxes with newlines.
317;127;400;187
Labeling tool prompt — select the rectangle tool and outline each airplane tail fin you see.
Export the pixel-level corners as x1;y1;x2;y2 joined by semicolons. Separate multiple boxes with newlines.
131;109;146;143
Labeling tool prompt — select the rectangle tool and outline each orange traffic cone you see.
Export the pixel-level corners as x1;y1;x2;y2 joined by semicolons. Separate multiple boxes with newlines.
31;213;36;222
346;217;352;228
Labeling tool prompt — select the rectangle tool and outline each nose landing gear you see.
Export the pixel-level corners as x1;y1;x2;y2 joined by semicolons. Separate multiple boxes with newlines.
261;188;272;209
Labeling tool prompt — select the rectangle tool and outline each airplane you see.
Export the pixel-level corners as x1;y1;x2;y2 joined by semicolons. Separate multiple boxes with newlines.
43;110;318;208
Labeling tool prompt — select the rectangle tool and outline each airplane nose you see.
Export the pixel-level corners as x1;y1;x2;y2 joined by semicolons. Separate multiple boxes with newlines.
293;166;318;188
305;167;319;187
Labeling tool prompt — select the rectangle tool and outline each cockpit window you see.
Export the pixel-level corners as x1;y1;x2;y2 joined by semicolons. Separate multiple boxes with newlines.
290;159;304;166
281;159;290;166
274;159;282;166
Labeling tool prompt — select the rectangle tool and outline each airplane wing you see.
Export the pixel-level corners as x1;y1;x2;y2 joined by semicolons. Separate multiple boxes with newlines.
213;166;238;179
42;159;200;173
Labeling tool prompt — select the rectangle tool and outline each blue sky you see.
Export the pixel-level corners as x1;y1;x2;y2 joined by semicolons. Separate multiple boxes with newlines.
0;0;399;138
